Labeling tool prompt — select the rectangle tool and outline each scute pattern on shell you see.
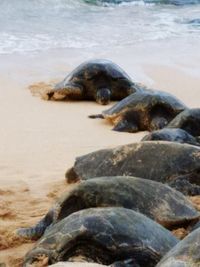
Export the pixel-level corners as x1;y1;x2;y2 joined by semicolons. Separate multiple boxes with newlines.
23;208;178;267
156;228;200;267
45;59;142;103
16;176;199;240
66;141;200;195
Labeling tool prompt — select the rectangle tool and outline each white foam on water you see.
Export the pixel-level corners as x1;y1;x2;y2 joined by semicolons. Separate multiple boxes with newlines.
0;0;199;54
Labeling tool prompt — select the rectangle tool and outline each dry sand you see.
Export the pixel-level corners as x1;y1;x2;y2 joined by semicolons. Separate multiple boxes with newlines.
0;54;200;266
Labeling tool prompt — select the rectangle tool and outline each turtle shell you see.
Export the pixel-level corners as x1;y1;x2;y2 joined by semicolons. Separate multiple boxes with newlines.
101;90;186;129
142;128;200;146
66;141;200;195
17;176;199;240
167;108;200;136
23;208;178;267
55;176;200;228
156;227;200;267
63;59;132;82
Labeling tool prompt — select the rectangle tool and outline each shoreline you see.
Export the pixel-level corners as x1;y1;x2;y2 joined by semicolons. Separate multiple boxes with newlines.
0;48;200;266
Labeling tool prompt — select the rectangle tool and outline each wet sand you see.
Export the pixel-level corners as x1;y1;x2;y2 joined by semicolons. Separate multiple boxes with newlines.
0;44;200;266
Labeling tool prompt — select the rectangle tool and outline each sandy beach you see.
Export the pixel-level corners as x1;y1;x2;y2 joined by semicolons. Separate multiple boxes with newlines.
0;39;200;266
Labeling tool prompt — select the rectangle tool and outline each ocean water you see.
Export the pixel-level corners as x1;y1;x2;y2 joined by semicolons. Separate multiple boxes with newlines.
0;0;200;55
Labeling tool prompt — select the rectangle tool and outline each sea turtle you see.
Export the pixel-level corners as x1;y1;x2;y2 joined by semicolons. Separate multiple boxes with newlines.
167;108;200;137
142;128;200;146
89;90;186;132
23;208;178;267
66;141;200;195
17;176;199;240
43;59;142;105
156;227;200;267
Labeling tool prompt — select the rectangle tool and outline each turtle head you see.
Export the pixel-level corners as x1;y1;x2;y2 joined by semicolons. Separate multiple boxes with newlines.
150;116;168;131
142;131;164;141
96;88;111;105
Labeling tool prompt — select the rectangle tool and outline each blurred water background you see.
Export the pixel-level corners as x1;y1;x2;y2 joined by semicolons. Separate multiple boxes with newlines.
0;0;199;55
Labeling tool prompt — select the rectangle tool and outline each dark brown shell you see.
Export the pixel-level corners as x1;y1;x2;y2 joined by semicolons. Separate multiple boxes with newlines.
142;128;200;146
54;59;141;99
103;90;186;117
168;108;200;136
66;141;200;195
23;208;178;267
156;228;200;267
17;176;199;240
101;90;186;131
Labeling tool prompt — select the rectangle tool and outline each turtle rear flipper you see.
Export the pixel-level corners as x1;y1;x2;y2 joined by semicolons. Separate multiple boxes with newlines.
88;114;104;119
16;208;55;240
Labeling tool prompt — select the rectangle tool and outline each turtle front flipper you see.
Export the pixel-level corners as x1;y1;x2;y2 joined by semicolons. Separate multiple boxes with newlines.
44;83;83;101
113;119;139;133
16;208;55;240
149;104;174;131
168;174;200;196
113;112;139;133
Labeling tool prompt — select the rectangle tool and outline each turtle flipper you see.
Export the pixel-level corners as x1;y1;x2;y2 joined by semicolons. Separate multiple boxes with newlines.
113;120;139;133
17;223;46;240
16;208;55;240
168;174;200;196
44;83;83;101
88;114;104;119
